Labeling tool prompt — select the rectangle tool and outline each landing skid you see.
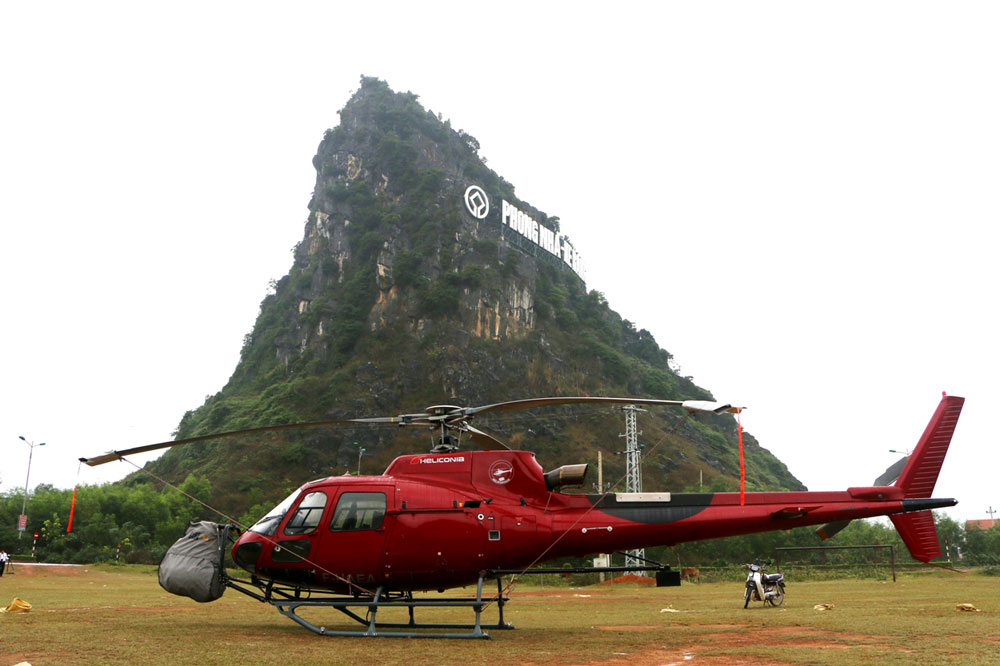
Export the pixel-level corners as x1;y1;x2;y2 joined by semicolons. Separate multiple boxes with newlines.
226;573;512;639
226;564;677;638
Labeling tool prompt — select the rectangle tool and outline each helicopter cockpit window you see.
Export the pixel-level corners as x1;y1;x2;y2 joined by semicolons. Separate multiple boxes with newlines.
283;491;329;535
248;487;302;536
330;492;386;532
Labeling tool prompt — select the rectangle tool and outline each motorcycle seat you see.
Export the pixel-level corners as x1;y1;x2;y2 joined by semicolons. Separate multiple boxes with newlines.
763;573;783;583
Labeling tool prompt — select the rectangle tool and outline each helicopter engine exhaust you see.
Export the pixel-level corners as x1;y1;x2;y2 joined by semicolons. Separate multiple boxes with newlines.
544;464;589;491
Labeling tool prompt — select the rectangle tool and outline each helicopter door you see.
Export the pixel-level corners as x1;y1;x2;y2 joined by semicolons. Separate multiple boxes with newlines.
317;486;393;590
269;489;330;581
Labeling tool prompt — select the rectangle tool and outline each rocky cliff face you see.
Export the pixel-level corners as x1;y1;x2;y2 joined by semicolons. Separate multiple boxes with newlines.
144;77;803;513
297;83;560;351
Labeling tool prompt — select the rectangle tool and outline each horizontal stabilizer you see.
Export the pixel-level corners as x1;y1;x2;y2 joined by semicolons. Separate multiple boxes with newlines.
890;510;941;562
816;520;852;540
874;457;908;486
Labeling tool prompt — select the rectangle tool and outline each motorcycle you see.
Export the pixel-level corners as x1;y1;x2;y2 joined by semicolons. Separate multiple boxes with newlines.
743;560;785;608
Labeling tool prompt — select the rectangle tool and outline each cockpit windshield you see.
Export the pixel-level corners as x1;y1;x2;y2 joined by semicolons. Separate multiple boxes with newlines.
248;487;301;536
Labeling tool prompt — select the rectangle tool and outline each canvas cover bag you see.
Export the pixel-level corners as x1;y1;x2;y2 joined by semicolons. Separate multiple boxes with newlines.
0;597;32;613
158;521;231;603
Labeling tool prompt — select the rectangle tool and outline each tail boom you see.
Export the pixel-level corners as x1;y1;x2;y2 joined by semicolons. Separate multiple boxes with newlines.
569;490;954;554
548;395;963;562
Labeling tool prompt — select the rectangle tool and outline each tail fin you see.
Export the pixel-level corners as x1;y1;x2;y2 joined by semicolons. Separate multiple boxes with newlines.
890;511;941;562
890;394;964;562
817;394;963;548
894;395;964;498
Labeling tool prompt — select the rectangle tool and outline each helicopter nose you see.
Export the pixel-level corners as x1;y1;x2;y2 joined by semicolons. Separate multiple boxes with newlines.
233;533;263;574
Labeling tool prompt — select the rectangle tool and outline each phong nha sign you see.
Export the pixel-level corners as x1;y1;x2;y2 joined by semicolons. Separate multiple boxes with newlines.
464;185;585;281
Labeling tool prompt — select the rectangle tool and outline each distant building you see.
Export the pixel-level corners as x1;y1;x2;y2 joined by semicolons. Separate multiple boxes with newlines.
965;519;998;530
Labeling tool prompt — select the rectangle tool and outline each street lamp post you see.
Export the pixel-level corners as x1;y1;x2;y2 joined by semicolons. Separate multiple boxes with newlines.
357;447;366;476
17;436;45;540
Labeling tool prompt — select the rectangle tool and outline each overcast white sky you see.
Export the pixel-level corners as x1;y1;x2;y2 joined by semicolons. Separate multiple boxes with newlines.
2;2;997;525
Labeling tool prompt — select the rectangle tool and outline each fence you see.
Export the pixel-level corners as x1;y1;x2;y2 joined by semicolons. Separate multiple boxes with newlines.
774;544;896;582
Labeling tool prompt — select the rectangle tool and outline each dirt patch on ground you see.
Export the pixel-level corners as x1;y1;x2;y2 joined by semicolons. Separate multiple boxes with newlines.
522;647;789;666
696;628;896;650
3;563;86;577
599;574;657;586
524;636;896;666
512;591;654;603
595;625;661;632
42;606;184;614
533;623;901;665
754;626;890;643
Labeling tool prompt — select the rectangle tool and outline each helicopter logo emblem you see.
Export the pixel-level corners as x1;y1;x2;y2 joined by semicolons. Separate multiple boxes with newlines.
489;460;514;485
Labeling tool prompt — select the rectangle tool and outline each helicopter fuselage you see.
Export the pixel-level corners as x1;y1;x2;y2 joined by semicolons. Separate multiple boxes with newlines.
231;448;953;594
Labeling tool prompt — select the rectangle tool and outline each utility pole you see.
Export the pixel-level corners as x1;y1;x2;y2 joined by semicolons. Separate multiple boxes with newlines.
17;436;45;540
988;506;997;524
620;405;647;574
597;450;607;580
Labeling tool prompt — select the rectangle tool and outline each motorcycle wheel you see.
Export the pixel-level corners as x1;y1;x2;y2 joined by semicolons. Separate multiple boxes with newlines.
744;586;752;609
767;584;785;607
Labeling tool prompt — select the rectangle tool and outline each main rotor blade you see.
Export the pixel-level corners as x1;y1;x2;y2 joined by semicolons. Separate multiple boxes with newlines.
81;395;744;466
79;417;390;467
679;400;744;414
465;396;742;418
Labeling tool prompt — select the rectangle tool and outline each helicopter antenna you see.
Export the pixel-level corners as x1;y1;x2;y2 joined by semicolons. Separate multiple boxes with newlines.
619;405;648;574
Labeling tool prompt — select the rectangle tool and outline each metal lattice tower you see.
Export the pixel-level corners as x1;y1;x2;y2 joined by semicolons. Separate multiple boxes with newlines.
620;405;647;573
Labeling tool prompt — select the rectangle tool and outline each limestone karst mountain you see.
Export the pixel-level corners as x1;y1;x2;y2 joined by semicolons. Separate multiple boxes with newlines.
136;77;803;514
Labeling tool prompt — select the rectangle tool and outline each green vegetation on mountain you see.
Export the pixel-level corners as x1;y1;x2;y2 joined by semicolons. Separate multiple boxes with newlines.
123;76;803;516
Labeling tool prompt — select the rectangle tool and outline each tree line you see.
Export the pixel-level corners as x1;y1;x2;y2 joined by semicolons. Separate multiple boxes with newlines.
659;512;1000;570
1;482;997;568
0;479;264;564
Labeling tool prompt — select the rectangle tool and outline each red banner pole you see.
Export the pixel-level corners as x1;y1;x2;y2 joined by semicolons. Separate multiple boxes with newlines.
67;461;81;533
737;409;745;506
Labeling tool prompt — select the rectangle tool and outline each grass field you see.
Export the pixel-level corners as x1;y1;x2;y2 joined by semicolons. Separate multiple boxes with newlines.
1;565;997;665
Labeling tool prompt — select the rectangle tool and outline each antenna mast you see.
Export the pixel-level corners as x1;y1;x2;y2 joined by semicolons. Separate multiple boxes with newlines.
620;405;647;574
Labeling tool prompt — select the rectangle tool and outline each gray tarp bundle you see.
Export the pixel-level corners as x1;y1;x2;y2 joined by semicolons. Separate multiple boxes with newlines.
158;521;232;603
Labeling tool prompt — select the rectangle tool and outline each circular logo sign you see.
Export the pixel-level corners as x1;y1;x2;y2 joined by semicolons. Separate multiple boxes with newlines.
464;185;490;219
489;460;514;485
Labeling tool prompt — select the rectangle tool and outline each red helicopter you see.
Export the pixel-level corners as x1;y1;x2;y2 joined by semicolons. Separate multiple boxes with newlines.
82;394;963;639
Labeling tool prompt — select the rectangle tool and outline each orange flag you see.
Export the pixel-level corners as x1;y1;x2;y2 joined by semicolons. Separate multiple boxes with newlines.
67;461;81;532
737;409;745;506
